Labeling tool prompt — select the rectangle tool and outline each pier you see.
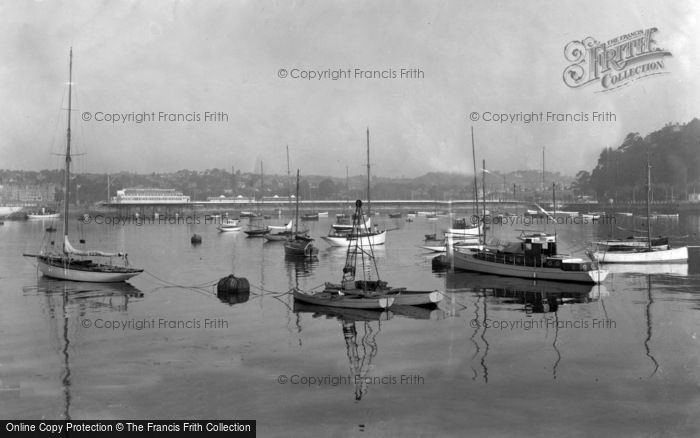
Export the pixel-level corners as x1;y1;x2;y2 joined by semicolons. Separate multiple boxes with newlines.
95;199;700;217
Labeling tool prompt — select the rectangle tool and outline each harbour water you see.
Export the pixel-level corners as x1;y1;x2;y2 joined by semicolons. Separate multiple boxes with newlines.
1;213;699;436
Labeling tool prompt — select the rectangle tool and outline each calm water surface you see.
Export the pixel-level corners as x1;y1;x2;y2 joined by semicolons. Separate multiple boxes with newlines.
1;212;699;437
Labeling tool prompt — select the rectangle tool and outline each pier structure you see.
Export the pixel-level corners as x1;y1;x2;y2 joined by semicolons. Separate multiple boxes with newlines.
94;199;700;218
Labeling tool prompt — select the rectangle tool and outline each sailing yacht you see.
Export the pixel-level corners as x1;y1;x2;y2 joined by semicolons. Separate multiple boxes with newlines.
590;157;688;263
284;170;319;257
24;49;142;282
320;128;387;248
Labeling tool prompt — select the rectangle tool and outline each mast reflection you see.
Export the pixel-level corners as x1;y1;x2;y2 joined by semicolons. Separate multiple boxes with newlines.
446;272;606;381
293;302;388;400
24;278;143;420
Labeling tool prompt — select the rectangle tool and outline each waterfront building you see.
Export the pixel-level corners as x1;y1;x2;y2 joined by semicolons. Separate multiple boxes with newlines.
113;188;190;204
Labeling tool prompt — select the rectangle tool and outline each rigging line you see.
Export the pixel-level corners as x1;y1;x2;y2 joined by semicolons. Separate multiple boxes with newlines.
272;293;293;309
249;283;295;295
142;270;218;290
151;285;214;298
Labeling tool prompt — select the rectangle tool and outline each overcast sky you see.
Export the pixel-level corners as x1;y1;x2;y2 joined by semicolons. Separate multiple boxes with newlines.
1;0;698;178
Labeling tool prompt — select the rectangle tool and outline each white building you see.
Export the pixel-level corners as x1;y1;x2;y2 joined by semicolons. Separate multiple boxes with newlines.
113;188;190;204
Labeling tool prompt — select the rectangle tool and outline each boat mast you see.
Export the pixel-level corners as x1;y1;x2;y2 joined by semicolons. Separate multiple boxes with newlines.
482;159;487;241
552;182;557;240
287;145;291;205
471;127;481;243
542;146;545;192
63;48;73;250
294;169;300;236
366;128;371;217
259;160;263;214
646;152;652;250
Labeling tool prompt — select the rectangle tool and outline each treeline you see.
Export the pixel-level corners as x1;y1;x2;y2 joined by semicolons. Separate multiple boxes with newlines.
574;118;700;201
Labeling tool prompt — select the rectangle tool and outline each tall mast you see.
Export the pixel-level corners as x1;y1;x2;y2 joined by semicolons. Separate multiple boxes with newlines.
260;161;264;213
286;145;291;204
552;181;557;240
471;127;481;243
542;146;545;192
482;159;486;241
647;152;652;250
294;169;300;235
63;48;73;248
366;128;371;217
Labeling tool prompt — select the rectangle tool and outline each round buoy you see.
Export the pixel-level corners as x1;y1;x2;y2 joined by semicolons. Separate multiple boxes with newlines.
216;274;250;305
217;274;250;293
191;234;202;244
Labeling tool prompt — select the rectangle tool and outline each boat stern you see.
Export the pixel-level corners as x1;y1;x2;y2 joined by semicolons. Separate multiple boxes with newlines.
378;297;394;308
589;268;609;283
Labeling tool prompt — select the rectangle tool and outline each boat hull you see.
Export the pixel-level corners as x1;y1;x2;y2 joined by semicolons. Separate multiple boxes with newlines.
267;221;292;232
37;257;143;283
391;290;443;306
445;225;481;237
419;243;483;253
453;250;608;284
284;239;319;257
591;246;688;263
28;213;61;220
292;289;394;309
324;282;443;306
244;229;269;237
217;225;242;232
320;231;387;247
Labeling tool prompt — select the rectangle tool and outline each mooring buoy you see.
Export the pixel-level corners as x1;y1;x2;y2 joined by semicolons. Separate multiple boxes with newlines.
216;274;250;305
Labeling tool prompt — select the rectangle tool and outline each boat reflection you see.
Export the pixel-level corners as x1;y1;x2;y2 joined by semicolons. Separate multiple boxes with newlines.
293;302;392;323
293;302;386;401
644;275;658;377
22;278;143;420
445;272;607;310
390;304;442;320
216;288;250;305
284;254;319;280
444;272;607;381
29;277;144;312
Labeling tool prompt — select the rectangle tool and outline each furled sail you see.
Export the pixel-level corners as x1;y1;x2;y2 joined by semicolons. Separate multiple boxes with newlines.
63;236;124;257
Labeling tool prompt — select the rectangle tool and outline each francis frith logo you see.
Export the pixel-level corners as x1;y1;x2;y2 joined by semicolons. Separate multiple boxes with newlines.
563;28;672;92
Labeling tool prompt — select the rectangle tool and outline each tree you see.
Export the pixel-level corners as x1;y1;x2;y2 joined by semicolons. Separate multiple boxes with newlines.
317;179;337;199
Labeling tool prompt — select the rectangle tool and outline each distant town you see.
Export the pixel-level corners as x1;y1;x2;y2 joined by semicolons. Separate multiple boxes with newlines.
0;168;577;209
3;118;700;209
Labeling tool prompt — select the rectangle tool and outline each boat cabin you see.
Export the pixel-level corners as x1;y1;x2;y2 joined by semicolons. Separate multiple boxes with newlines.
520;232;557;257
